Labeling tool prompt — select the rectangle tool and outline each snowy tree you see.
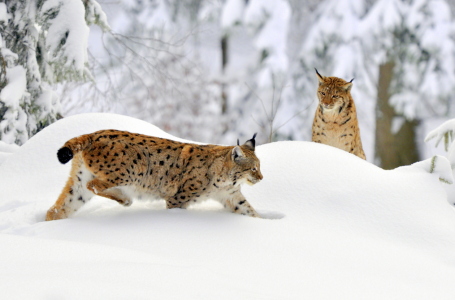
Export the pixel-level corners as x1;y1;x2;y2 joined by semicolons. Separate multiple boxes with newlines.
63;0;224;144
361;0;455;168
0;0;108;145
57;0;322;145
425;119;455;170
424;119;455;203
219;0;246;116
291;0;455;168
216;0;293;143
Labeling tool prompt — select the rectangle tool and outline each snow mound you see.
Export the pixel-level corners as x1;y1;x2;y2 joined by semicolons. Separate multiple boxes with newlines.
0;140;20;165
1;113;455;299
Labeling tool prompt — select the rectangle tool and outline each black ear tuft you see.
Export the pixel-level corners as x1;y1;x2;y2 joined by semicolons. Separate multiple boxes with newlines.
237;139;240;146
57;147;73;164
349;78;354;83
244;133;257;151
315;68;324;82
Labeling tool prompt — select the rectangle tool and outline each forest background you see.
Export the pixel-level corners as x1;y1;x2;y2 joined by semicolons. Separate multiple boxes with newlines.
2;0;455;169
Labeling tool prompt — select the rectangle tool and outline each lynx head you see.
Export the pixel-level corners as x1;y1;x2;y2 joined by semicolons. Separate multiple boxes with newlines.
315;69;353;111
230;133;263;186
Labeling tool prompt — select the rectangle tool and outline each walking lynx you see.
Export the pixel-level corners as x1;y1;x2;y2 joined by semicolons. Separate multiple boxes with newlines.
312;69;366;160
46;130;263;221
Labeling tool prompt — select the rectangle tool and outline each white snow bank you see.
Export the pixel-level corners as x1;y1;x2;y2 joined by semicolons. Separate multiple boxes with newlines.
1;113;455;299
0;140;20;153
0;140;20;165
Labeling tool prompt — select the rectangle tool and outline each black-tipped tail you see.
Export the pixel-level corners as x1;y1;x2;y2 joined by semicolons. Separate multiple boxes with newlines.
57;147;73;164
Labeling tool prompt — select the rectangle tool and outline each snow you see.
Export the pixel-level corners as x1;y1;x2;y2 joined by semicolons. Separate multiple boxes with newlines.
0;2;9;23
0;140;19;165
425;118;455;204
0;66;26;107
43;0;90;75
0;64;28;144
360;0;455;120
221;0;245;29
0;141;20;153
140;0;172;30
406;155;453;184
84;0;110;31
244;0;290;74
425;119;455;151
361;0;403;39
2;113;455;299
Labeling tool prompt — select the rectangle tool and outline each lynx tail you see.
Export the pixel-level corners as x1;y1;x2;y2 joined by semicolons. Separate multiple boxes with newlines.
57;147;73;164
56;133;93;164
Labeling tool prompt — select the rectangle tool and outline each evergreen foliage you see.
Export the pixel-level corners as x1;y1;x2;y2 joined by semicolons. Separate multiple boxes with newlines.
0;0;108;145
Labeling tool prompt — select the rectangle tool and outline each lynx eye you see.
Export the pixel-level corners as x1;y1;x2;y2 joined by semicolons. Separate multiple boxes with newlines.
332;95;339;99
251;167;257;172
320;92;326;96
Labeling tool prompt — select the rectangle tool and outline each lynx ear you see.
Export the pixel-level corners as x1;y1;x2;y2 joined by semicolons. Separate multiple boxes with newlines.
342;81;353;92
232;146;245;161
243;133;257;151
315;68;324;84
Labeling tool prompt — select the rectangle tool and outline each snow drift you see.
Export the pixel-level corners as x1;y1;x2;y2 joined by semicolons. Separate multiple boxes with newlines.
1;113;455;299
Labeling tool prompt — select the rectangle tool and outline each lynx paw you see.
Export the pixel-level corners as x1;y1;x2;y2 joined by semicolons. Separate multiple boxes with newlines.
119;198;132;207
227;199;261;218
45;206;68;221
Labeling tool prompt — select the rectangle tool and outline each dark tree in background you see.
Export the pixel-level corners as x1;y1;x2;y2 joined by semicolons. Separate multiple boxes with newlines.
375;62;419;169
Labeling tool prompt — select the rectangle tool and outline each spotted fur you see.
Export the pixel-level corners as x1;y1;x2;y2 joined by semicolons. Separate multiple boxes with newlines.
312;69;366;160
46;130;263;221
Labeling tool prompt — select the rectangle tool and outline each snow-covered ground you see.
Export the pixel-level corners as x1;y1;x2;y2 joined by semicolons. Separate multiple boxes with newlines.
0;141;19;165
1;113;455;299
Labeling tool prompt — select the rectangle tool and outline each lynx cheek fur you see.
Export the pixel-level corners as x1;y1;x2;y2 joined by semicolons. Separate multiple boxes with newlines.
46;130;263;221
312;69;366;160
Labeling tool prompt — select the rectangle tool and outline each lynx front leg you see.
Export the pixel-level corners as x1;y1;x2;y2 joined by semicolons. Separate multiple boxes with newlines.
221;191;260;218
46;177;75;221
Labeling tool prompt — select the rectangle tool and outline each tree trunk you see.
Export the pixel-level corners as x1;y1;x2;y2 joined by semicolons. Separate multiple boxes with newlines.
221;35;228;115
374;61;420;169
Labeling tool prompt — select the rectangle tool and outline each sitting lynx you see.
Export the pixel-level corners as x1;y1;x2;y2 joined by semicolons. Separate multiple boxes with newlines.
46;130;263;221
312;69;366;160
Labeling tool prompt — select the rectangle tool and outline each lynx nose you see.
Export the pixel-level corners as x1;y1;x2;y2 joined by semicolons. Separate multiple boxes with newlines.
257;170;263;181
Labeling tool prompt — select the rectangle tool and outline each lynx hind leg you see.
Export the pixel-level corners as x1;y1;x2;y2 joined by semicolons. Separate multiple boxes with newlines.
46;157;95;221
86;178;132;207
221;192;260;218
